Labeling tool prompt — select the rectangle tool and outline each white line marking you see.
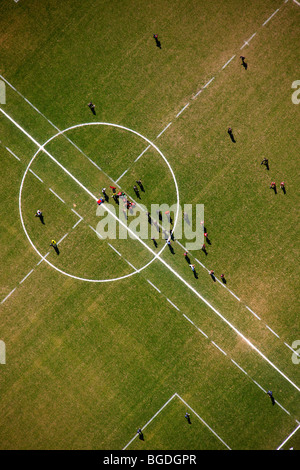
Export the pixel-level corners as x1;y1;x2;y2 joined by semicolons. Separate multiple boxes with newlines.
222;55;236;70
71;208;83;220
276;402;290;415
293;0;300;6
147;279;161;293
72;218;82;229
19;269;34;284
124;259;137;271
240;42;248;50
231;359;248;376
211;341;227;356
156;121;172;139
166;298;180;311
192;88;202;99
247;32;257;43
203;77;215;89
194;257;207;270
57;232;68;244
115;168;128;183
89;224;103;239
36;252;50;265
176;394;231;450
182;313;209;338
134;144;151;162
265;325;280;338
262;8;280;26
277;422;300;450
1;288;16;304
107;243;122;257
2;108;299;393
176;103;189;118
285;342;300;357
49;188;65;204
226;289;240;301
29;169;43;183
123;393;177;450
245;305;261;320
5;146;20;161
253;381;266;393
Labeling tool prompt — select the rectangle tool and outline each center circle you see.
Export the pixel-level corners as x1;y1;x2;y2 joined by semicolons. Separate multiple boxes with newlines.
19;122;180;282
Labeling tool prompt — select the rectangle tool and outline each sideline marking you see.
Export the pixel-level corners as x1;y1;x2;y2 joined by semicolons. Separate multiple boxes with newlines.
277;422;300;450
156;121;172;139
19;269;34;284
222;55;236;70
49;188;65;204
176;103;190;118
115;168;128;183
1;288;16;304
29;169;43;183
5;146;20;161
203;77;215;89
262;8;280;26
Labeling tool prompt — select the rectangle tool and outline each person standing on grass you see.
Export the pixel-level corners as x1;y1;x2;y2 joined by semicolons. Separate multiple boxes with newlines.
228;127;236;143
280;181;286;194
35;209;45;224
221;273;226;284
153;34;161;49
136;179;145;192
267;390;276;406
133;185;140;199
88;102;96;115
202;243;207;255
185;412;191;424
240;56;247;70
49;240;59;255
260;157;269;170
209;270;216;282
270;181;277;194
137;428;144;440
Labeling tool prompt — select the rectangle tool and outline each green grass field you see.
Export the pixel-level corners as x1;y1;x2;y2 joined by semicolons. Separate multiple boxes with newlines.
0;0;299;451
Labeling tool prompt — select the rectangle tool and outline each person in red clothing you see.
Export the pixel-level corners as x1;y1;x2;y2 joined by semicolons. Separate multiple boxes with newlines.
280;181;286;194
270;181;277;194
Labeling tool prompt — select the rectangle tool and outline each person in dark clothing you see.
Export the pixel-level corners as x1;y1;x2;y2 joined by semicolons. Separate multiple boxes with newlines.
185;412;191;424
228;127;236;143
153;34;161;49
88;102;96;115
240;56;248;70
267;390;275;406
260;158;269;170
133;185;141;199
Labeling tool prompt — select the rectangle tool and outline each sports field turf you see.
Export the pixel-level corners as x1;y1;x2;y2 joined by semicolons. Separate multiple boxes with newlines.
0;0;299;451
